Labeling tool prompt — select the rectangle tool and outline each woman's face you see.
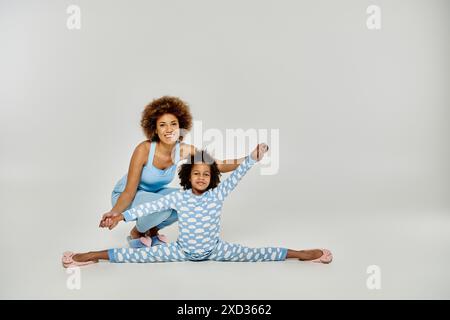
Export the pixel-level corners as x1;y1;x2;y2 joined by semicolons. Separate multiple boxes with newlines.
190;164;211;193
156;113;180;144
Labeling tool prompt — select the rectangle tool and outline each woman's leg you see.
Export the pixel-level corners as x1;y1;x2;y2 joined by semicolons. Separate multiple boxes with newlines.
111;191;146;239
112;188;179;240
111;191;122;208
133;188;179;234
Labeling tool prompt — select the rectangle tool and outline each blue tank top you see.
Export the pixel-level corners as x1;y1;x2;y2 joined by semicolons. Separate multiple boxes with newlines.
113;141;180;193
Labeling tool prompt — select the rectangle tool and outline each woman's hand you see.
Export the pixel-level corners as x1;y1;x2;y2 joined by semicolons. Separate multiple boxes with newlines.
99;211;124;230
251;143;269;162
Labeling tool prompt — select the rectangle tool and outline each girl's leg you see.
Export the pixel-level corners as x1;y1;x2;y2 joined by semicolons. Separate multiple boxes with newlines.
108;242;188;263
71;242;188;264
206;241;330;263
207;241;288;262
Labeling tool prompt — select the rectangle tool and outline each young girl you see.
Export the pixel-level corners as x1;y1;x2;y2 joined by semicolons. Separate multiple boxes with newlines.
62;144;332;267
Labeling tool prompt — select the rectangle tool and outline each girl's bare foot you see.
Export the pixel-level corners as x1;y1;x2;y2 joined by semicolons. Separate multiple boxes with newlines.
72;252;99;263
287;249;332;264
297;249;324;261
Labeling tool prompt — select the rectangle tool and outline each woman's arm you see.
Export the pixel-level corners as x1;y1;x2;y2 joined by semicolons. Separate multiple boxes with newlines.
111;142;148;213
99;142;147;228
180;143;246;173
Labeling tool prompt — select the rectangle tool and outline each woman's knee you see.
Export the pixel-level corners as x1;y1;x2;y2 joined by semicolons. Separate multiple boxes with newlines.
135;209;173;233
132;191;164;208
156;210;178;229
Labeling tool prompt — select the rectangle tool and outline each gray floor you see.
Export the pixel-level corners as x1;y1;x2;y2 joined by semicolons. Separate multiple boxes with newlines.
1;182;449;299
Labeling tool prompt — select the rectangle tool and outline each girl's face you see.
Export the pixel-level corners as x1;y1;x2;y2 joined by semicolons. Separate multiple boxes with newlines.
156;113;180;144
190;164;211;193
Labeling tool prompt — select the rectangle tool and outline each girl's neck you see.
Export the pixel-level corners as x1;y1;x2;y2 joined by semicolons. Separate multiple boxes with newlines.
191;188;205;196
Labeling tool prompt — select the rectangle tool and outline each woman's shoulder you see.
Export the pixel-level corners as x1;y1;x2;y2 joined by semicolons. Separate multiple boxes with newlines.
132;140;151;159
136;140;151;150
125;141;151;169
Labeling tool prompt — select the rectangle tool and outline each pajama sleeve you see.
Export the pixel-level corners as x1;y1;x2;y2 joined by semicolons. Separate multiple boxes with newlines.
212;155;257;200
122;191;180;222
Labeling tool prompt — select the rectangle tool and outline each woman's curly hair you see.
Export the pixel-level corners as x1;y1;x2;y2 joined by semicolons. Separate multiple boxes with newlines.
178;150;221;191
141;96;193;141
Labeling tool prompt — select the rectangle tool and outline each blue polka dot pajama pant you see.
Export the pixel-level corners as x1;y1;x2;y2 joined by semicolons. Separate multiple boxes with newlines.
108;241;288;263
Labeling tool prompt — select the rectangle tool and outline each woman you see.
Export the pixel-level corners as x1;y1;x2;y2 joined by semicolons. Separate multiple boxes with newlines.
100;96;245;247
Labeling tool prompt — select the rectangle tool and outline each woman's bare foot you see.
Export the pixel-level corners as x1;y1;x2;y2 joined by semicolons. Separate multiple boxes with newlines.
145;227;159;238
130;226;144;239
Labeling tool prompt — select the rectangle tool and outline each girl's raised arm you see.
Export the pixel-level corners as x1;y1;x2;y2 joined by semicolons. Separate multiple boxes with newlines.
212;143;268;199
180;143;246;173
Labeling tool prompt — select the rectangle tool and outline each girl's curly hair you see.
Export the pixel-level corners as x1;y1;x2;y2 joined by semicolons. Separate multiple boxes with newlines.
141;96;193;141
178;150;221;191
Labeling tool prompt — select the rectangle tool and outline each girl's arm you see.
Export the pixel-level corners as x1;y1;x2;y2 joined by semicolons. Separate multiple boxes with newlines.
104;191;180;229
212;143;268;199
122;191;179;222
180;143;245;173
215;158;246;173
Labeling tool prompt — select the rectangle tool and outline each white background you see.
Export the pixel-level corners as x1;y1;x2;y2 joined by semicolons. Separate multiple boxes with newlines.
1;0;449;299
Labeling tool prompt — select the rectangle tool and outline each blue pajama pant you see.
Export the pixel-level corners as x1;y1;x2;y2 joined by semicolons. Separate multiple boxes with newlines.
108;240;288;263
111;187;179;233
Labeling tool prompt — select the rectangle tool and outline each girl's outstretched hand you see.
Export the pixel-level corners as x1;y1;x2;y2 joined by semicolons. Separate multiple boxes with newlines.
251;143;269;162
